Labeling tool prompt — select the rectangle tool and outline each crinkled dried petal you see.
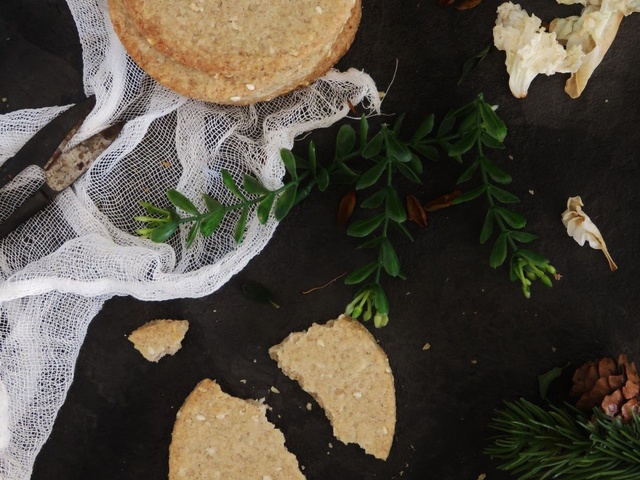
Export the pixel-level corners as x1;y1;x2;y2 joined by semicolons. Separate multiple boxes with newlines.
621;398;640;422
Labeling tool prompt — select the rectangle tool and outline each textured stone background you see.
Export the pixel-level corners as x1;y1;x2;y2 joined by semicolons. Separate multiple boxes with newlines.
1;1;639;479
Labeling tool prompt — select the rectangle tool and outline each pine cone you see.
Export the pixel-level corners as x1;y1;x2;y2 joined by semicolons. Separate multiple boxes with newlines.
571;354;640;422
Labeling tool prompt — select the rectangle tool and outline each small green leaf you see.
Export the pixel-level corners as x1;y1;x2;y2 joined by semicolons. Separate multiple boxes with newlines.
457;43;492;86
385;188;406;223
456;160;479;184
167;189;199;215
356;160;388;190
489;185;519;203
336;124;357;158
334;161;360;181
149;221;179;243
308;141;317;175
372;283;389;315
140;201;170;216
356;236;384;249
361;188;387;209
480;209;494;244
362;132;383;159
395;162;422;184
202;194;223;212
458;111;478;135
495;207;526;229
510;231;537;243
359;114;369;149
538;363;569;401
518;249;549;265
293;183;314;207
452;185;486;204
447;131;477;158
242;280;279;308
481;132;505;149
221;169;246;200
200;209;225;236
410;114;435;144
347;214;385;237
274;184;297;221
391;220;414;242
411;143;439;161
437;112;456;136
490;232;509;268
383;126;412;163
243;175;270;195
234;207;248;243
481;157;512;184
186;221;200;248
408;153;423;175
316;167;330;192
381;239;401;276
478;99;507;142
280;149;297;179
392;113;405;135
257;193;276;224
344;261;379;285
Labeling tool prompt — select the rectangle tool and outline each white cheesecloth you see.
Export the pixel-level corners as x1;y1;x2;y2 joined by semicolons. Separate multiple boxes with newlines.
0;0;381;477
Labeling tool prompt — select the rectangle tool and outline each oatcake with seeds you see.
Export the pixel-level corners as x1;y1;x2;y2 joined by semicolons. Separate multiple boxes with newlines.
128;319;189;362
169;379;305;480
269;314;396;460
107;0;361;104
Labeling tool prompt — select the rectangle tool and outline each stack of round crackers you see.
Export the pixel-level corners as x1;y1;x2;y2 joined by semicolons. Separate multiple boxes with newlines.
107;0;362;105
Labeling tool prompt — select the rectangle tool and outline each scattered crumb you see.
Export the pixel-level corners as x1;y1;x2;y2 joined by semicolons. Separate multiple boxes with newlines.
1;98;6;103
478;474;487;480
240;379;247;384
471;359;478;365
378;91;386;99
306;403;313;411
508;154;514;160
552;346;557;353
328;442;333;448
270;386;280;394
528;189;535;195
161;160;171;168
605;99;609;103
422;343;431;351
128;319;189;362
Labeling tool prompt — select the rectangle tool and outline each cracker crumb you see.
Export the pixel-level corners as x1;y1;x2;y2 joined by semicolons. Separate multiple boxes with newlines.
422;342;431;351
240;379;247;384
306;403;313;411
128;319;189;362
471;359;478;365
477;475;487;480
245;83;255;91
270;386;280;394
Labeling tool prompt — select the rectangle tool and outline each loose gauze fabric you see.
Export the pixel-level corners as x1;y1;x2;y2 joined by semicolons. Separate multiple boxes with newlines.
0;0;380;478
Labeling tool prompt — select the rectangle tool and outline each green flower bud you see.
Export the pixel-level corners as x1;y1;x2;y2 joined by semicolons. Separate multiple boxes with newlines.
352;305;363;319
525;270;536;281
373;313;383;328
546;264;557;275
522;285;531;299
540;274;553;288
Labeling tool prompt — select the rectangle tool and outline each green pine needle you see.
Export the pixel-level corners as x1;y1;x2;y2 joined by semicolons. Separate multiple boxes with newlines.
485;398;640;479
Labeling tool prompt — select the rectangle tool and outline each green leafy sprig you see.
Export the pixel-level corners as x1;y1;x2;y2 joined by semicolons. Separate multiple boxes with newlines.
486;398;640;479
445;94;556;298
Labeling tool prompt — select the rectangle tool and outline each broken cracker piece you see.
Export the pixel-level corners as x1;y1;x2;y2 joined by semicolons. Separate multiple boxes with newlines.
169;379;305;480
269;314;396;460
128;319;189;362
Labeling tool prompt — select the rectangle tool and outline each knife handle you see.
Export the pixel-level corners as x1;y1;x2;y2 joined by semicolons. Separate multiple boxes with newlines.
0;186;57;239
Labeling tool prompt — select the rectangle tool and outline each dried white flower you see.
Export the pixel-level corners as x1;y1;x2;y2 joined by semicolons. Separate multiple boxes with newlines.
561;196;617;271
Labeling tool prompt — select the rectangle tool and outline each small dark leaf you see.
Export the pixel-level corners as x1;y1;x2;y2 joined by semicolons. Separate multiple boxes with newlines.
538;363;569;401
395;162;422;184
149;221;179;243
490;232;509;268
186;221;200;248
517;249;549;265
316;167;330;192
337;191;357;226
361;188;387;209
481;132;505;149
243;175;271;195
381;240;401;277
334;161;360;181
458;111;478;135
344;261;379;285
480;209;494;244
437;112;456;136
167;189;199;215
293;183;313;207
424;190;462;212
392;113;405;135
383;126;412;163
408;153;424;175
482;157;512;184
362;132;384;159
257;193;276;224
359;114;369;149
202;194;223;213
458;43;492;85
447;131;477;158
357;236;384;249
495;207;526;229
456;160;479;184
280;149;298;179
308;141;317;175
221;169;246;200
336;124;357;158
274;184;297;221
411;143;439;161
356;160;388;190
489;185;519;203
234;207;248;243
410;114;435;144
407;195;427;227
200;209;225;236
452;185;486;204
242;280;279;308
385;188;406;223
510;231;537;243
347;214;385;237
392;220;415;241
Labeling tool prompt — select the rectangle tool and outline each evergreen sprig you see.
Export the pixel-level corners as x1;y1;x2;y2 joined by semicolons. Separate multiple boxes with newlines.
486;398;640;480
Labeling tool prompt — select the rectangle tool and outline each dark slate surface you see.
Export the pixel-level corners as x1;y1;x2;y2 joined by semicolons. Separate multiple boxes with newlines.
1;0;639;479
